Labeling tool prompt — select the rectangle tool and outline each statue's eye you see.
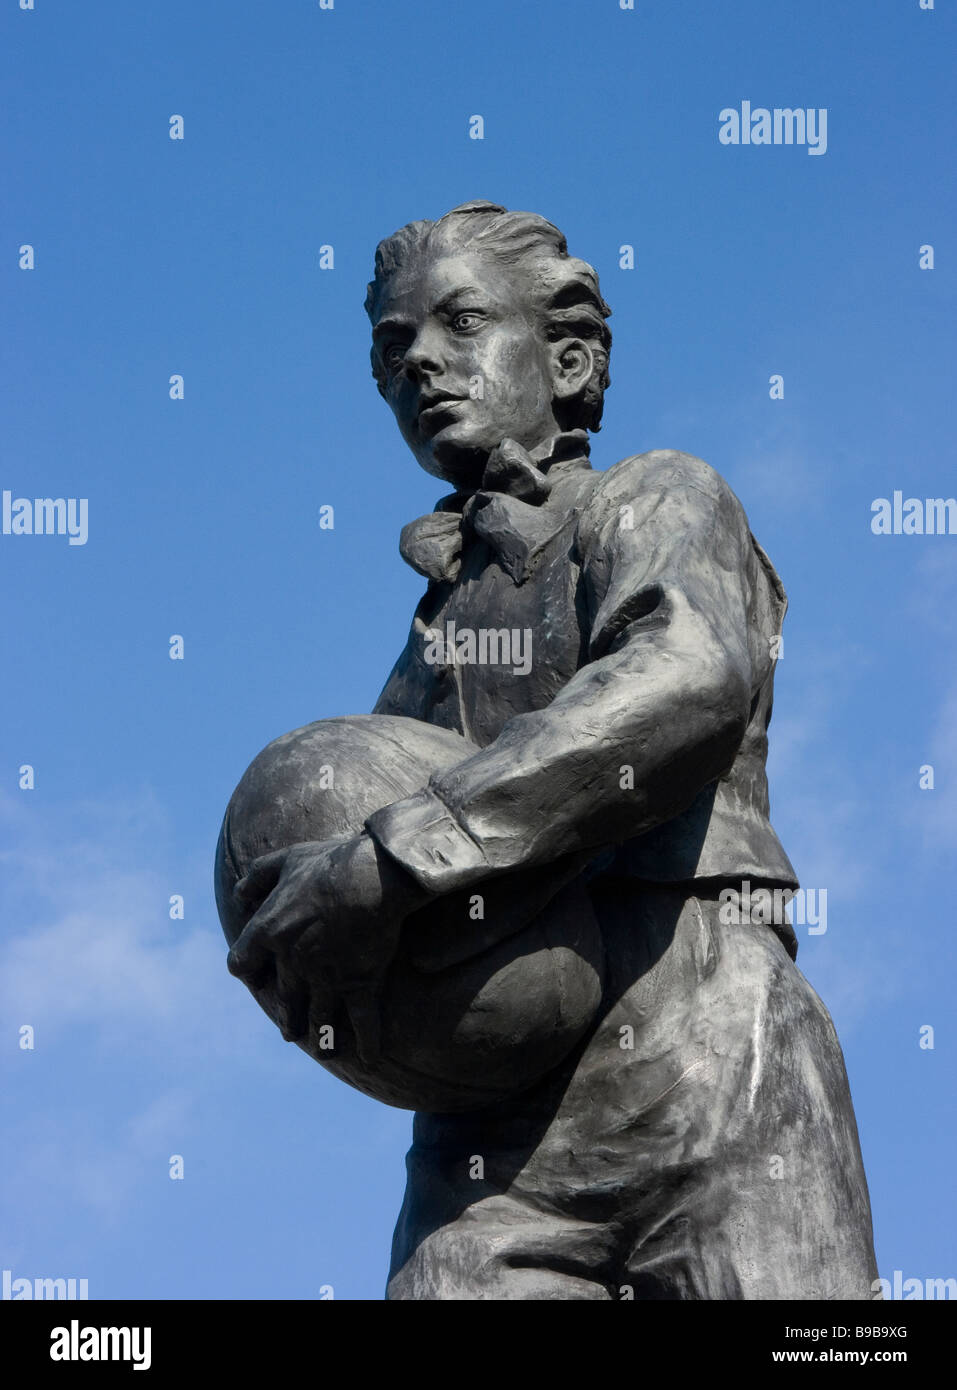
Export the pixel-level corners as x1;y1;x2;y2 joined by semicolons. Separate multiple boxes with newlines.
450;312;484;332
383;343;406;370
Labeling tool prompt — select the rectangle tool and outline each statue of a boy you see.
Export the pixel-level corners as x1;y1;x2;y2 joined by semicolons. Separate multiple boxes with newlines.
216;201;878;1300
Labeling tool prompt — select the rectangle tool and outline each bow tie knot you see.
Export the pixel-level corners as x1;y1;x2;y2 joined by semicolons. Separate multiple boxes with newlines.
399;431;590;585
480;438;552;504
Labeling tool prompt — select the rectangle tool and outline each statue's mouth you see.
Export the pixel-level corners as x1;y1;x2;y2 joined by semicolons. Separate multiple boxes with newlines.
418;390;465;414
418;396;467;435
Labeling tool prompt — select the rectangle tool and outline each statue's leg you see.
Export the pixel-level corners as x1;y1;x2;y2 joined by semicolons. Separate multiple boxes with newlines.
608;886;879;1300
388;883;878;1301
386;1189;615;1300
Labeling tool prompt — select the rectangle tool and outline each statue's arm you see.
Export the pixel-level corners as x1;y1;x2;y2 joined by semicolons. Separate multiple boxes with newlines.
366;455;759;895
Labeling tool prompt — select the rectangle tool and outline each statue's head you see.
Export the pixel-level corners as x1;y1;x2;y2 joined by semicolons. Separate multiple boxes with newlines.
365;200;612;489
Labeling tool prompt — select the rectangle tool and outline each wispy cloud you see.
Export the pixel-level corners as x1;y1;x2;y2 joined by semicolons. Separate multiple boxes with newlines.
0;791;251;1058
0;790;283;1234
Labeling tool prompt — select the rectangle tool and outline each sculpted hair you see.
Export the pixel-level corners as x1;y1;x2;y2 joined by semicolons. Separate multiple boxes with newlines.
364;200;613;431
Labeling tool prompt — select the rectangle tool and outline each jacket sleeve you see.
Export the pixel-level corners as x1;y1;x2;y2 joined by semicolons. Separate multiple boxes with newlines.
365;453;759;896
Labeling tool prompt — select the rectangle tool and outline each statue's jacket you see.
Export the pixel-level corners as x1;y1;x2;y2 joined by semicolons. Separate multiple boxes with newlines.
367;429;798;946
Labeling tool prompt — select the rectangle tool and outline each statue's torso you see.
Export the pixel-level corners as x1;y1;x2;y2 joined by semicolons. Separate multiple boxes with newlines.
375;449;798;898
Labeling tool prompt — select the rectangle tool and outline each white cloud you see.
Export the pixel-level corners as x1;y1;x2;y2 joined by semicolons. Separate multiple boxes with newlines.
0;1089;198;1236
0;790;265;1061
915;678;957;852
0;790;293;1233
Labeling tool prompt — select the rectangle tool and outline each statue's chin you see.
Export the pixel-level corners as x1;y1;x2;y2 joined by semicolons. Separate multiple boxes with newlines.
414;438;491;490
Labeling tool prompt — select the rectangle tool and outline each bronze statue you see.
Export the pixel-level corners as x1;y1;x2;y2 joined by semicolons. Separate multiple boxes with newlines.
215;201;878;1300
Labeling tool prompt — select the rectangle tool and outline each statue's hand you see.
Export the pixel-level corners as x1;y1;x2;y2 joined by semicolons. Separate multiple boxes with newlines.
226;834;427;1058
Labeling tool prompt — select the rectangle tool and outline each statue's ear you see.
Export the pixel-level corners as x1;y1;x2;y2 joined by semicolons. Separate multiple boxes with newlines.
548;338;594;404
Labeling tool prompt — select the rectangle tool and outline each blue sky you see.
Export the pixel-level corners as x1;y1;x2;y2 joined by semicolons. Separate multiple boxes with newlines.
2;0;955;1299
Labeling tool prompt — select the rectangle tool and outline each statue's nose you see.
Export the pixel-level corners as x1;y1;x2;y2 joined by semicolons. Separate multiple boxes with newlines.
403;329;446;382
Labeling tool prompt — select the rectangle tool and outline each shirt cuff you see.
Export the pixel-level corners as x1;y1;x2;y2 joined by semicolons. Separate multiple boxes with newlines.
365;788;490;894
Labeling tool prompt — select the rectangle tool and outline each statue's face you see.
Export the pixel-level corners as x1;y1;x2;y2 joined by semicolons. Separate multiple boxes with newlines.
371;249;562;488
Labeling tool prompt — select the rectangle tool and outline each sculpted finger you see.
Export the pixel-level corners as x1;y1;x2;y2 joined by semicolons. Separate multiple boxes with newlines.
340;980;383;1065
227;891;319;983
307;972;339;1046
274;956;311;1043
226;930;273;986
233;850;289;911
